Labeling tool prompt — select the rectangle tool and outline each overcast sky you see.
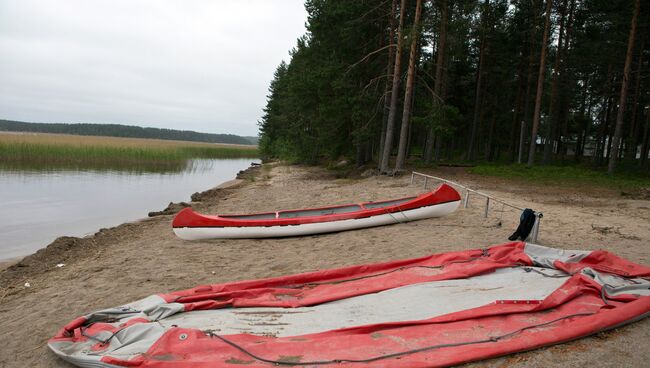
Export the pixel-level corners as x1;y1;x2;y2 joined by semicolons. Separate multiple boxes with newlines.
0;0;307;136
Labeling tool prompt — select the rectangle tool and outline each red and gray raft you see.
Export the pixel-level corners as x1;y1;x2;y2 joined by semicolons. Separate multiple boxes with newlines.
172;184;461;240
49;242;650;367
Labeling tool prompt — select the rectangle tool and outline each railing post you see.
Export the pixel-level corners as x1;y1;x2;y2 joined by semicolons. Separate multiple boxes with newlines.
410;172;542;240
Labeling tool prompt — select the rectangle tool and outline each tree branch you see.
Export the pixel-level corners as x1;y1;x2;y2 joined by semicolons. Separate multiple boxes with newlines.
346;44;396;74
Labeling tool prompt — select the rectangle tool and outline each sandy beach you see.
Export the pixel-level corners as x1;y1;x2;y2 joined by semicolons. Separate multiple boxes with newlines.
0;162;648;367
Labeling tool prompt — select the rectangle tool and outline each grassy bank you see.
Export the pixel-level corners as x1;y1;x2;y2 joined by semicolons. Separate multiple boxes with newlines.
0;132;258;172
470;163;650;191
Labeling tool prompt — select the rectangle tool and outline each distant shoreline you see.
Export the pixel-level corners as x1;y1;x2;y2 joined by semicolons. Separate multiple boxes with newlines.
0;118;258;145
0;130;257;149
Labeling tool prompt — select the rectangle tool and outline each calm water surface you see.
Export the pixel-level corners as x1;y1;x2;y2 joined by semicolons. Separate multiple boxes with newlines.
0;159;256;260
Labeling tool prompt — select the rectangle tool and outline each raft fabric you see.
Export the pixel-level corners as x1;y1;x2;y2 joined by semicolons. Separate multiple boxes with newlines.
49;242;650;368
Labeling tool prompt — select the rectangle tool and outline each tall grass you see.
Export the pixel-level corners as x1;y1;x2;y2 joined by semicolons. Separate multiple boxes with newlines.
0;132;258;172
470;163;650;191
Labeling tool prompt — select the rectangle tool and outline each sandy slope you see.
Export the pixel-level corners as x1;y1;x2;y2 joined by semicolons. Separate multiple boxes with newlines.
0;163;648;367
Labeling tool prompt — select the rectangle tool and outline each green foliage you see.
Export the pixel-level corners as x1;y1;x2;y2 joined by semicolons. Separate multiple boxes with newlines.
259;1;388;164
259;0;650;172
0;119;255;145
471;163;650;190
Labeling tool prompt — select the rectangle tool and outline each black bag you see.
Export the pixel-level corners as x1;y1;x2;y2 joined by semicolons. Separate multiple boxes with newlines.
508;208;537;241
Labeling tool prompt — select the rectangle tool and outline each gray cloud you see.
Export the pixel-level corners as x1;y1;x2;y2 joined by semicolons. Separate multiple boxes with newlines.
0;0;307;136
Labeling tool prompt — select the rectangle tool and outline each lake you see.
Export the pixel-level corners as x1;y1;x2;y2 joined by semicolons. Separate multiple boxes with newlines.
0;158;256;261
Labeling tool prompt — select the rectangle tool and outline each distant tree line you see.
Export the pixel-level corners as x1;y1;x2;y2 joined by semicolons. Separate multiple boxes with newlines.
258;0;649;174
0;120;256;145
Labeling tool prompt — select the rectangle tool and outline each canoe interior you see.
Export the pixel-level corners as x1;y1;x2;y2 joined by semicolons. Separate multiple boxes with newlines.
279;204;361;218
219;213;276;220
218;196;418;220
363;196;416;209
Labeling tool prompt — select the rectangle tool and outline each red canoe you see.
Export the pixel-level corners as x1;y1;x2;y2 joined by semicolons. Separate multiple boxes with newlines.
172;183;461;240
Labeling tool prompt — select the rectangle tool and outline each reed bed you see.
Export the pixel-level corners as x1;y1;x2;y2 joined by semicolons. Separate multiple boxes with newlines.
0;132;258;171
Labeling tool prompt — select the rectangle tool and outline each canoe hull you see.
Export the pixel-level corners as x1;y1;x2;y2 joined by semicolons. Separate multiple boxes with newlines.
172;183;461;240
173;200;459;240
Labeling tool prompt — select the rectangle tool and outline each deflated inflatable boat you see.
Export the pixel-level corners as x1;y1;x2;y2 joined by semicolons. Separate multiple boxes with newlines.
49;242;650;367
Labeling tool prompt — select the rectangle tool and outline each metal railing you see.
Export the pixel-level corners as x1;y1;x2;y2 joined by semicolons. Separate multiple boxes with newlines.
411;171;542;242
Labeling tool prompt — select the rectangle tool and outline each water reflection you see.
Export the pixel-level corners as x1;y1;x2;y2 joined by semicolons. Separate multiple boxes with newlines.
0;159;257;260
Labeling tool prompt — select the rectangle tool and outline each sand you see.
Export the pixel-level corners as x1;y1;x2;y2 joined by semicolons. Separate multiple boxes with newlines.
0;162;648;367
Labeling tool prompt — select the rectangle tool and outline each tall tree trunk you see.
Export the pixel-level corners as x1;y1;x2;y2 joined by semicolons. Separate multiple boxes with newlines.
640;108;650;169
604;103;614;163
576;101;591;161
527;0;554;166
365;140;373;163
582;101;594;159
486;114;497;161
574;79;589;161
509;73;524;162
356;142;366;167
395;0;423;171
425;0;448;164
519;0;540;164
608;0;640;174
596;94;613;166
625;38;644;161
423;131;435;162
434;135;442;161
558;0;576;161
606;123;614;161
557;95;570;160
380;0;407;173
542;0;568;164
594;65;614;165
435;52;450;162
378;0;398;166
468;0;489;161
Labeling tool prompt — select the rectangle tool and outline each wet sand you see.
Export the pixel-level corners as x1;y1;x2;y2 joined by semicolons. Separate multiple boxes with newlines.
0;162;648;367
